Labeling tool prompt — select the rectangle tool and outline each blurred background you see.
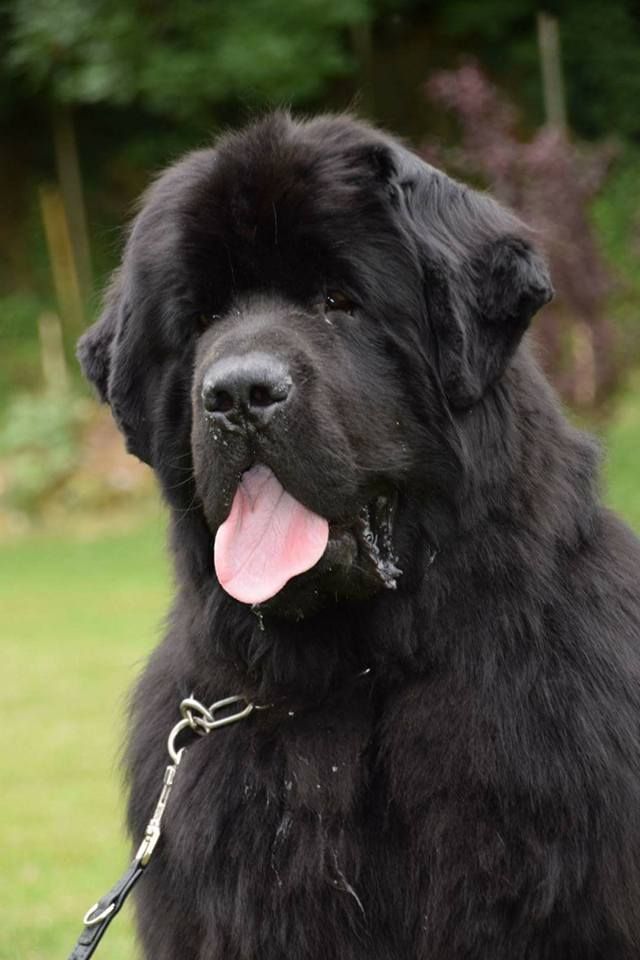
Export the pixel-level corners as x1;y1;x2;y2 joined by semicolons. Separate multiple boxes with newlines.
1;1;639;957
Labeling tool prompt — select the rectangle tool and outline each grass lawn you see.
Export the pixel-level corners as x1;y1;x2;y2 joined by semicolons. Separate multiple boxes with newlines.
0;514;169;960
0;392;638;960
603;376;640;533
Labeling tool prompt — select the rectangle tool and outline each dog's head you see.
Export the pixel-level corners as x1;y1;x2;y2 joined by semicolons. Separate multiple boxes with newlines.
79;113;552;619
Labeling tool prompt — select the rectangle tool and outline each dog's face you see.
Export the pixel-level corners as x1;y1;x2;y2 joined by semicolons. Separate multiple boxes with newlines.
78;113;552;619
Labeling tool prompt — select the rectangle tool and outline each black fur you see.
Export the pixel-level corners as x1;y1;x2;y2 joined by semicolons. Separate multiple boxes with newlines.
79;113;640;959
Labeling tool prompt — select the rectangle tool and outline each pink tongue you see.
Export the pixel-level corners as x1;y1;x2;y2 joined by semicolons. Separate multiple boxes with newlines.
214;465;329;604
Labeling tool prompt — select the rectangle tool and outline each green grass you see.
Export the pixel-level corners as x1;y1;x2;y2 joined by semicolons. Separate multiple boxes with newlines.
0;516;170;960
0;395;638;960
603;376;640;533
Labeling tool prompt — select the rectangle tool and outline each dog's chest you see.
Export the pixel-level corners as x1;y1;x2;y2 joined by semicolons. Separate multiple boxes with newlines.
155;699;399;951
168;702;373;849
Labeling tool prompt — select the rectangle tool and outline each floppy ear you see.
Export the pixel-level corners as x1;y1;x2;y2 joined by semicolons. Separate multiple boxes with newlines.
77;269;153;464
400;160;553;409
77;271;120;404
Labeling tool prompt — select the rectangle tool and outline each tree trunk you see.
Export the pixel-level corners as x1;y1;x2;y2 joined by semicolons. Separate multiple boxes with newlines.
537;12;567;131
39;184;85;337
51;103;92;314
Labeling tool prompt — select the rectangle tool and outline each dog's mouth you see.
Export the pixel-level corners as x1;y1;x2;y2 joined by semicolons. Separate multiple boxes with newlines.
214;464;401;615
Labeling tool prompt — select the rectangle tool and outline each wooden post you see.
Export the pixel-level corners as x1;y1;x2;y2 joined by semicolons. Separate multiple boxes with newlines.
537;12;567;131
39;184;85;336
51;103;93;305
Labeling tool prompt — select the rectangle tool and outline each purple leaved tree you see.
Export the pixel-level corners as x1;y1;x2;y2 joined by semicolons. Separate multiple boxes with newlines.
423;62;617;406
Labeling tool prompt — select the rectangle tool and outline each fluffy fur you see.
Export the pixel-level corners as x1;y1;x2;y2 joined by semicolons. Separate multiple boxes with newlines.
79;113;640;959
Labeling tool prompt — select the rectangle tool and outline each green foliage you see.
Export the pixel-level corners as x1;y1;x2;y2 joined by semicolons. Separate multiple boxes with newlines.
0;389;91;513
3;0;640;135
0;291;50;340
138;0;366;116
591;147;640;339
559;1;640;140
6;0;138;104
6;0;372;119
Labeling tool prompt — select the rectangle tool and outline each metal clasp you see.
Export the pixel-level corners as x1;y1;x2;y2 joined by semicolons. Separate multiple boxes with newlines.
135;762;180;865
83;900;116;926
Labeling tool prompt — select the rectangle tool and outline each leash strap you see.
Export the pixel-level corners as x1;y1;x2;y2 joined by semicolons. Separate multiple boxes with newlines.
65;676;369;958
67;859;144;960
66;694;256;960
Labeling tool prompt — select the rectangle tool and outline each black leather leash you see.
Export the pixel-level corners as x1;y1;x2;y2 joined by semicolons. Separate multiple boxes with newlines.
66;694;256;960
68;859;144;960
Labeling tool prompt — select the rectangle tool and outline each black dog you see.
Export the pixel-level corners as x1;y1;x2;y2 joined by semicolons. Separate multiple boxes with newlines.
79;113;640;959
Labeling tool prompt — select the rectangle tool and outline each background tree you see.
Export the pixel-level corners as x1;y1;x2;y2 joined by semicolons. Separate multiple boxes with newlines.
1;0;639;401
434;0;640;140
424;62;617;406
5;0;381;309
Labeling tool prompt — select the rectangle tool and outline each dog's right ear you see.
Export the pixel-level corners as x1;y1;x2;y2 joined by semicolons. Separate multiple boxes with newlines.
77;270;122;405
77;267;154;465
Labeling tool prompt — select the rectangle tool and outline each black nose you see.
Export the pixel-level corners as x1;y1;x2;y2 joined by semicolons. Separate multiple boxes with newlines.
202;352;293;428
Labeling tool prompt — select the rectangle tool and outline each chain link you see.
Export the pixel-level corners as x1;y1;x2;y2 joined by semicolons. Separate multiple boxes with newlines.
167;695;255;763
134;694;255;864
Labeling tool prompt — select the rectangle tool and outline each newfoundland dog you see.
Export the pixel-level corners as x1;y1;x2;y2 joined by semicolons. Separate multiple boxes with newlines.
78;113;640;959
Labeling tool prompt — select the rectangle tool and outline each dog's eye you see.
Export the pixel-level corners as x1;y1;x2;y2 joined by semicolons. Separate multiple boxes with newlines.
324;291;355;316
